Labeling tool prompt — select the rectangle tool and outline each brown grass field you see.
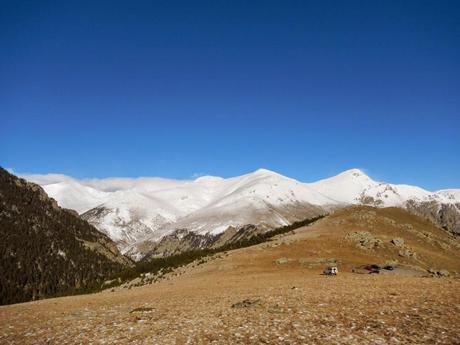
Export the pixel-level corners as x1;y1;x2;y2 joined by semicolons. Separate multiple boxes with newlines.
1;207;460;344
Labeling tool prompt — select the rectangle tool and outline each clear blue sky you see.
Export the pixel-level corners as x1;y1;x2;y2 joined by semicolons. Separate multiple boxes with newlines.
1;1;459;190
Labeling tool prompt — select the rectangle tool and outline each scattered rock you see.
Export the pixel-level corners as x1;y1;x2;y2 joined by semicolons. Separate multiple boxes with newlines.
345;231;383;250
388;237;417;258
391;238;405;247
436;240;451;250
438;269;450;278
275;257;290;265
427;268;451;277
398;248;416;258
130;307;154;313
231;299;261;308
399;223;414;231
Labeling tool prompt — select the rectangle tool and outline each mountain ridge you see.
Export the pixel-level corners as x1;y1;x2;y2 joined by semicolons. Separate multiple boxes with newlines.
22;168;460;260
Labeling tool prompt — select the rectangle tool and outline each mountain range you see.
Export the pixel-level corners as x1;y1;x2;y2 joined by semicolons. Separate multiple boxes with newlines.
23;168;460;260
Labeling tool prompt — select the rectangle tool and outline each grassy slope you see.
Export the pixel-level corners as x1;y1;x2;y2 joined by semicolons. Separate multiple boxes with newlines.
1;206;460;344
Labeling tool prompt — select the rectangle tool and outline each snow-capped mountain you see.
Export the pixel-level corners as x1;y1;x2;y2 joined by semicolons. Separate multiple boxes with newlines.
147;169;332;239
42;181;111;213
23;168;460;259
81;190;181;249
24;169;334;256
305;169;460;236
437;189;460;203
307;169;455;207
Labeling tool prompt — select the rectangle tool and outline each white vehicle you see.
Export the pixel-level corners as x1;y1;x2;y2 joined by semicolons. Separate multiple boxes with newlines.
323;266;338;276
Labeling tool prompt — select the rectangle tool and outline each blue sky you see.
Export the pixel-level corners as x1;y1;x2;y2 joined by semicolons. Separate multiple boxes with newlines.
1;0;459;190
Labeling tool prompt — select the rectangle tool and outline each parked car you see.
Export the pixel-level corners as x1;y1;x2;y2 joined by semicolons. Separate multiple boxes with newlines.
323;266;338;276
364;264;380;274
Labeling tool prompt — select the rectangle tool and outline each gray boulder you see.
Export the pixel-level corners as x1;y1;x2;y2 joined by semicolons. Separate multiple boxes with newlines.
391;237;405;247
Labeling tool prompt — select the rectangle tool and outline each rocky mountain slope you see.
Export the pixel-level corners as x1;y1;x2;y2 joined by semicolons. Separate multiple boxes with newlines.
23;168;460;260
0;168;132;305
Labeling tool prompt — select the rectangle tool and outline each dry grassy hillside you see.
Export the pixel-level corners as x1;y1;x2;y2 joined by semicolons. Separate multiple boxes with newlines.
1;206;459;344
252;206;460;274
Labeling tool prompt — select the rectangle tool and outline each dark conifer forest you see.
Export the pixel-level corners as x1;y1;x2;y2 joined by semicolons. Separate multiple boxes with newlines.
0;168;131;305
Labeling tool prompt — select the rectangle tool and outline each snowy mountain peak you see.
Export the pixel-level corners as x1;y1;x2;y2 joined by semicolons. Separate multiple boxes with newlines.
436;189;460;203
251;168;281;177
43;181;109;213
194;175;224;184
308;169;454;207
335;168;372;180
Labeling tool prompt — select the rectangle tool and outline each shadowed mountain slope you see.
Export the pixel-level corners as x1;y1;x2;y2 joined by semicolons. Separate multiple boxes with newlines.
0;168;132;305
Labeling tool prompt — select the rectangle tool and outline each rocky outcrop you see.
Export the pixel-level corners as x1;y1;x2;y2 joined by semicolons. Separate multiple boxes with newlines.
142;224;261;260
398;247;417;258
404;200;460;235
428;268;453;278
142;229;216;258
345;231;383;250
389;237;416;258
391;237;405;247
